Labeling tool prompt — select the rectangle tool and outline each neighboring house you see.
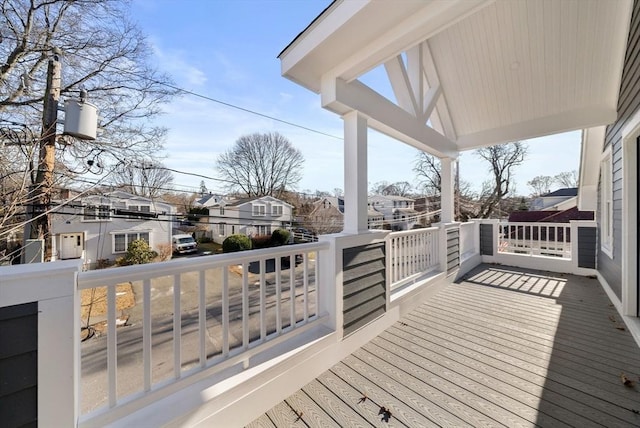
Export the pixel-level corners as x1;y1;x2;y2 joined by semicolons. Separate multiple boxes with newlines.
204;196;293;244
309;196;384;233
530;188;578;211
194;193;224;209
51;190;175;267
308;197;344;234
369;195;419;231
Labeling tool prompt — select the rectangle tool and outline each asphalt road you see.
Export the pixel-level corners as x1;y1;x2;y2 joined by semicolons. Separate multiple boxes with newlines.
79;260;317;415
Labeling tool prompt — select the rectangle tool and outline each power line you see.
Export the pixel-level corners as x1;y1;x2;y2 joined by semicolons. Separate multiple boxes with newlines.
34;41;344;142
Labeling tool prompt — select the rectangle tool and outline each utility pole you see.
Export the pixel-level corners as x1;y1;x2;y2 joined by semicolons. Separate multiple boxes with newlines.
27;48;61;262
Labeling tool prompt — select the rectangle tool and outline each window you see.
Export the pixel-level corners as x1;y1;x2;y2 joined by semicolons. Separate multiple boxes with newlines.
253;204;266;216
600;149;613;257
127;204;151;219
218;223;226;235
256;225;270;235
84;204;110;221
271;205;283;216
219;206;225;215
113;231;150;253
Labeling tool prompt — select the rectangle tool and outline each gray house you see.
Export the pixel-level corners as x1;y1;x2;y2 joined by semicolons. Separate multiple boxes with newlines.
204;195;294;243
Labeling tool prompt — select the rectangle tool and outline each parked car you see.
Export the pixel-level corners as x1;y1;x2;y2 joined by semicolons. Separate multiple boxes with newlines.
172;234;197;254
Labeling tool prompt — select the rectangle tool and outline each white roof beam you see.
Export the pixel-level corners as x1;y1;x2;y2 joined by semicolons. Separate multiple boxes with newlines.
322;77;458;158
384;56;419;117
421;41;456;141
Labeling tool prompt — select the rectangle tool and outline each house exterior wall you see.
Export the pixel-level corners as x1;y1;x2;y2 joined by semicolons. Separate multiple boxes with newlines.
599;0;640;300
206;197;293;243
368;195;418;231
51;193;174;266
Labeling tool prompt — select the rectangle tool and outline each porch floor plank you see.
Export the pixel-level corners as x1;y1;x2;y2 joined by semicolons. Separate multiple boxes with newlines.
248;265;640;427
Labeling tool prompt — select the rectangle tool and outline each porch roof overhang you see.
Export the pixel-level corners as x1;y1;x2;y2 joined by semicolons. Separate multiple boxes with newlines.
279;0;633;155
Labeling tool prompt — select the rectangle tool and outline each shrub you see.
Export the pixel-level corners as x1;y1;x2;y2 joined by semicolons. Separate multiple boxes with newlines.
119;239;157;265
251;234;272;249
222;234;252;253
271;229;291;246
154;243;173;262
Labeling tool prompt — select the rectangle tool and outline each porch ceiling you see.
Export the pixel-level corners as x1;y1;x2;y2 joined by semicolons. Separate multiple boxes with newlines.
280;0;633;152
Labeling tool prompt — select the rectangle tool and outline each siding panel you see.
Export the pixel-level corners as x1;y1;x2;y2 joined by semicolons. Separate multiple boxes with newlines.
447;229;460;273
577;227;597;269
342;243;386;337
0;302;38;428
480;224;494;256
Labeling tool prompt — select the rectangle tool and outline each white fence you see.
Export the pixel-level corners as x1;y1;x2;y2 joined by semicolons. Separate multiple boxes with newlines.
387;227;440;289
76;241;327;424
498;222;571;258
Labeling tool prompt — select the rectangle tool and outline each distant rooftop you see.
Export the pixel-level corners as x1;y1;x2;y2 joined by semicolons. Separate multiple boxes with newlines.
544;188;578;197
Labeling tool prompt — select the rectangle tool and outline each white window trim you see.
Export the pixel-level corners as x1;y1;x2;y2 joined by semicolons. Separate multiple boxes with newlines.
111;230;151;254
82;204;111;222
126;204;151;220
600;146;613;258
271;204;283;216
252;204;266;217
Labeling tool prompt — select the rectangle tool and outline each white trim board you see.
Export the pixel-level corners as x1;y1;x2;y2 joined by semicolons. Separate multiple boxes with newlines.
621;108;639;317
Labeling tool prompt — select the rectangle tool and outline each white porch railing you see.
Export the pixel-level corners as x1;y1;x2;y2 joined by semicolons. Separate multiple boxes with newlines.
387;227;440;289
498;222;571;258
459;221;477;262
76;241;327;424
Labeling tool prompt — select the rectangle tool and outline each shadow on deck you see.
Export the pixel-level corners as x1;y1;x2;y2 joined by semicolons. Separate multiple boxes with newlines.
249;264;640;427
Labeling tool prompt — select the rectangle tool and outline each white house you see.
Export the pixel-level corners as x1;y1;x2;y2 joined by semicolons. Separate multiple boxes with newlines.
51;190;174;267
205;195;293;243
369;194;419;230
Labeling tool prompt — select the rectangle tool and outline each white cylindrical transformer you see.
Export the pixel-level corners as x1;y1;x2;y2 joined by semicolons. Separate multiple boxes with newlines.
63;99;98;140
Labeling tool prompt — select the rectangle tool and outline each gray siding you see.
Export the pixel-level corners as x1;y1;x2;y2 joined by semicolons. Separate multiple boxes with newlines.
480;224;494;256
577;227;597;269
599;0;640;299
446;229;460;273
342;243;386;336
0;302;38;428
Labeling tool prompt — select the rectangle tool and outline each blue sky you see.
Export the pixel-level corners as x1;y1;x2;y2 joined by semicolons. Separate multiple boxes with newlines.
130;0;581;197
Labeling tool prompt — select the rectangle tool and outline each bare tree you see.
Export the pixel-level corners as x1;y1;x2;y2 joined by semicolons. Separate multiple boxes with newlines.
413;152;441;196
161;191;197;215
0;0;177;236
527;175;555;197
216;132;304;198
370;181;413;196
474;142;528;218
110;162;174;198
555;170;578;188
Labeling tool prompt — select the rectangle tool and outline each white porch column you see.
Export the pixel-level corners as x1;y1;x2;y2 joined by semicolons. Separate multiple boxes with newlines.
440;157;454;223
343;111;368;234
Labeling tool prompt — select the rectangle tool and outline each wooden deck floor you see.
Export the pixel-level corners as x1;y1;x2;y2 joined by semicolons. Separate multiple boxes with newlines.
248;265;640;427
